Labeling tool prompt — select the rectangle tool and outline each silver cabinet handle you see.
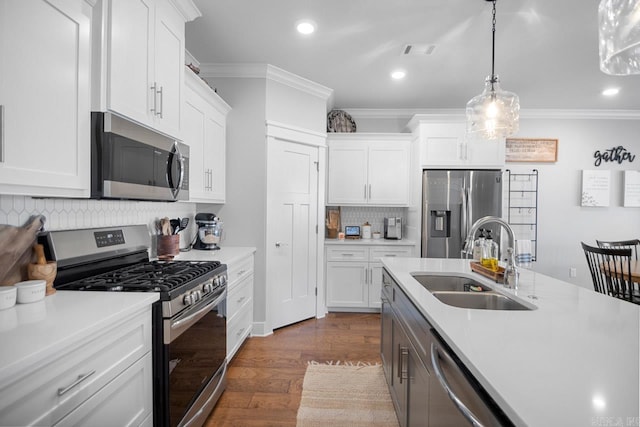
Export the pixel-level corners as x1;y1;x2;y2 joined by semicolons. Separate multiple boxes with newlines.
236;327;245;337
157;85;164;118
236;296;246;304
0;105;4;163
150;83;158;114
399;347;409;384
58;370;96;396
430;342;485;427
369;184;372;199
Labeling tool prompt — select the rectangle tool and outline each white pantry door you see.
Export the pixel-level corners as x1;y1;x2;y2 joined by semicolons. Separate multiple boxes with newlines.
267;138;318;330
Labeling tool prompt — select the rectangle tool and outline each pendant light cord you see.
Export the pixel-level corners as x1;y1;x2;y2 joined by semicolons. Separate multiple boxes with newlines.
490;0;497;88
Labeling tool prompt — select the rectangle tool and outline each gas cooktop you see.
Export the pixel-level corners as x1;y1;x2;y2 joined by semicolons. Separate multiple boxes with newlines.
57;260;222;293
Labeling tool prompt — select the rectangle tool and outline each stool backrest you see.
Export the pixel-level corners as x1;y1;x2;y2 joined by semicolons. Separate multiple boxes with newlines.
582;242;634;302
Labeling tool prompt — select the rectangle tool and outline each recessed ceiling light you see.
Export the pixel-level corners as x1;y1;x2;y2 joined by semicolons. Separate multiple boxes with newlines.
296;20;316;35
391;70;406;80
602;87;619;96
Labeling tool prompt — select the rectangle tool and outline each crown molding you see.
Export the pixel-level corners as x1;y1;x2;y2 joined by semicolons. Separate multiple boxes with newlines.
169;0;201;22
341;108;640;121
199;63;333;101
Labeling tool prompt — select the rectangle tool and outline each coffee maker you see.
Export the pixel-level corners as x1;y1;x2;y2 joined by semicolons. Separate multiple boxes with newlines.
193;213;223;250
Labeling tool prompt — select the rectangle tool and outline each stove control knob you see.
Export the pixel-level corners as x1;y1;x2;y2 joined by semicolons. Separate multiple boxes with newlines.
194;290;202;301
183;294;193;306
203;282;213;293
213;276;221;286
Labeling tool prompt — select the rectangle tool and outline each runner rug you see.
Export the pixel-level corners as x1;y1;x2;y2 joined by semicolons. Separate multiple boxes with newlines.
296;362;400;427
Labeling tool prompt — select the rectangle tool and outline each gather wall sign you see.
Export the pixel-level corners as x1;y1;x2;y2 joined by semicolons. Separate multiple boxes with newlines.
593;146;636;166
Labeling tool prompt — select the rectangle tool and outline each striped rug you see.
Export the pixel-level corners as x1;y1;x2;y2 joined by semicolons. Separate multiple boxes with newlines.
296;362;400;427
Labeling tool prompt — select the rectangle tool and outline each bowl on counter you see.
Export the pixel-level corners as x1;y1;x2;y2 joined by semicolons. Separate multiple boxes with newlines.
15;280;46;304
0;285;17;310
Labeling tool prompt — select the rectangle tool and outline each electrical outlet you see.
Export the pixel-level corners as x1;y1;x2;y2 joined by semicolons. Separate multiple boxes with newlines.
570;267;577;278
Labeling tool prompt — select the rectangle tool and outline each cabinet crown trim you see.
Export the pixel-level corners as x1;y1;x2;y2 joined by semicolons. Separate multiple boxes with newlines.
169;0;202;22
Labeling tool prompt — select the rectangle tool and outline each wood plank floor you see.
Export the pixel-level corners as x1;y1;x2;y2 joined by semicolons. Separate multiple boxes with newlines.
204;312;382;427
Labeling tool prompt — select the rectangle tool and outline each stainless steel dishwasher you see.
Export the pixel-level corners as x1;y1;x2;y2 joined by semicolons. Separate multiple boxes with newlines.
428;330;512;426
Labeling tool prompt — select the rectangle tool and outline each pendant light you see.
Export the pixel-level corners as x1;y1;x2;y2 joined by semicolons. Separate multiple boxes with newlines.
466;0;519;140
598;0;640;75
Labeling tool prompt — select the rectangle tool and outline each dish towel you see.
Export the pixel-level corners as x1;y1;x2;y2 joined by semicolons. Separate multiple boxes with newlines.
515;239;533;267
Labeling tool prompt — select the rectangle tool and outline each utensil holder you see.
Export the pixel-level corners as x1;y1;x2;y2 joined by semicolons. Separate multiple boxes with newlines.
157;235;180;260
27;261;57;295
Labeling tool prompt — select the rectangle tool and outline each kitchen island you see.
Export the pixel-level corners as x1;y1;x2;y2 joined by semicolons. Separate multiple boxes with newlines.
381;257;640;426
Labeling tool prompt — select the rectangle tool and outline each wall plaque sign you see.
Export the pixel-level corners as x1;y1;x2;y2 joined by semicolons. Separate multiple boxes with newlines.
506;138;558;163
581;170;611;207
593;146;635;166
624;170;640;207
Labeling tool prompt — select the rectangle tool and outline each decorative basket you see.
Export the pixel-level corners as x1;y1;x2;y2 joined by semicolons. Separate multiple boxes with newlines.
327;110;356;133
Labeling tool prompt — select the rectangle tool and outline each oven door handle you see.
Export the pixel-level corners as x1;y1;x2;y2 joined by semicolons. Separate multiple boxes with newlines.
168;290;226;343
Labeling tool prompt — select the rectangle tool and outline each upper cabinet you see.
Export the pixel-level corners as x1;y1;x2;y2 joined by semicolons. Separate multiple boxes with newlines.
183;69;231;203
0;0;93;198
327;134;411;206
94;0;200;139
408;115;506;169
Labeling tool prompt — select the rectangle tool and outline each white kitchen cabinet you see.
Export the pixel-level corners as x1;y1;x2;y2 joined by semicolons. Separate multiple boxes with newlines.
0;307;153;427
96;0;198;138
0;0;92;198
327;134;411;206
226;253;254;360
409;116;505;169
325;244;413;310
183;68;230;203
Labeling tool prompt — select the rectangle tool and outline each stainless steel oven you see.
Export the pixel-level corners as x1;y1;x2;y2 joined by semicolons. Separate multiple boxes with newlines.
39;226;227;427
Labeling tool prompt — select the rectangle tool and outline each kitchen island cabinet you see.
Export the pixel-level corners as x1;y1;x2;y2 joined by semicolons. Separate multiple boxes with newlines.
381;257;640;426
0;0;92;198
0;292;158;427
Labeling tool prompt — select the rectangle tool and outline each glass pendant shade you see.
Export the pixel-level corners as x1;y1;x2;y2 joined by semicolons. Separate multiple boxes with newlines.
466;75;520;140
599;0;640;75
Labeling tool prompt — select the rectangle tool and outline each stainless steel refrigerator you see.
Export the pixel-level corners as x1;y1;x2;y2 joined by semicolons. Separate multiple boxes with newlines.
422;169;502;258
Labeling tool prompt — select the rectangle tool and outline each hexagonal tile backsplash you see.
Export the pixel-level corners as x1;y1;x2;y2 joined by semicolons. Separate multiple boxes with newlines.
0;195;196;237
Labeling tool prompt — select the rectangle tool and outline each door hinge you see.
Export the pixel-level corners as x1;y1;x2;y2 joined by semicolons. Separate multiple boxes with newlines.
314;160;319;172
315;224;318;234
315;287;318;296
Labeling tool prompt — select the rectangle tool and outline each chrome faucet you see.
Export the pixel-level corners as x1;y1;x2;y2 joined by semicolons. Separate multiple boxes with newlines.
463;216;519;289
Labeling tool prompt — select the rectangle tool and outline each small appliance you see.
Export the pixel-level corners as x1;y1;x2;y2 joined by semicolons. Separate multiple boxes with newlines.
194;213;223;250
384;217;403;240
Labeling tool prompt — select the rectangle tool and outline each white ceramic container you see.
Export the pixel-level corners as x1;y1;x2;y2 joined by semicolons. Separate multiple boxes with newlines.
15;280;46;304
0;286;17;310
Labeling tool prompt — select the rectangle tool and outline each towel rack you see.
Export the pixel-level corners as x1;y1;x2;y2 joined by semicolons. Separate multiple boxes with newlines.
506;169;538;262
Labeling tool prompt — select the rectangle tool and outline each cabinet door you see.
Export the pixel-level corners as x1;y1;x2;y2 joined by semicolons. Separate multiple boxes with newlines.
368;142;410;205
0;0;91;198
107;0;154;127
183;88;206;198
327;144;368;205
407;350;430;427
381;295;394;387
325;261;368;308
204;110;226;202
391;320;409;427
465;136;506;168
369;263;383;308
152;0;183;137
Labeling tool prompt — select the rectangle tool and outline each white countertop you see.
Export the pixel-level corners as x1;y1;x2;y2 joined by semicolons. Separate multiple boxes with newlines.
174;246;256;265
0;292;158;382
325;238;415;246
381;257;640;426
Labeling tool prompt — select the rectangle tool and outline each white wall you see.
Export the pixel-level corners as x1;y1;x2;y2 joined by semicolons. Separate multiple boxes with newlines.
514;115;640;288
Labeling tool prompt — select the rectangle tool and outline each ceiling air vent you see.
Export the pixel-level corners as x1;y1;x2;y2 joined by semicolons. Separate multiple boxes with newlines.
402;44;436;56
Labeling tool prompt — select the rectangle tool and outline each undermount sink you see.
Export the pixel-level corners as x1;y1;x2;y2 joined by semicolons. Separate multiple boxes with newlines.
410;273;534;311
411;274;491;293
431;291;533;311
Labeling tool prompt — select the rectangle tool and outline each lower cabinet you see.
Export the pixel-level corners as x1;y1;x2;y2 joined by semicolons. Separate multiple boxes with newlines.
226;253;254;360
0;307;153;426
325;244;412;310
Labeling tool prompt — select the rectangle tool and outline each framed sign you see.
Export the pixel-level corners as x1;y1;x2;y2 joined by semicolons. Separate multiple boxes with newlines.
506;138;558;163
581;169;610;207
624;170;640;207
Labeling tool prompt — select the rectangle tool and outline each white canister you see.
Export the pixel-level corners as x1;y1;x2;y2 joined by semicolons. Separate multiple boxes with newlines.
15;280;46;304
0;286;17;310
362;222;372;239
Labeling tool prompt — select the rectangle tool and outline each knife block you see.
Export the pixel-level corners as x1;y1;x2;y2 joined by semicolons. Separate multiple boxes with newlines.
157;235;180;260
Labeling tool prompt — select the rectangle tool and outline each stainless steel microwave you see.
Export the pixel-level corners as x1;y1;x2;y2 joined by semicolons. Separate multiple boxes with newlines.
91;112;189;202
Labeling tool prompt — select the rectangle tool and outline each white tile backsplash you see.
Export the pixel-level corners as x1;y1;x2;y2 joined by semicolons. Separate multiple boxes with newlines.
339;206;406;234
0;195;197;244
